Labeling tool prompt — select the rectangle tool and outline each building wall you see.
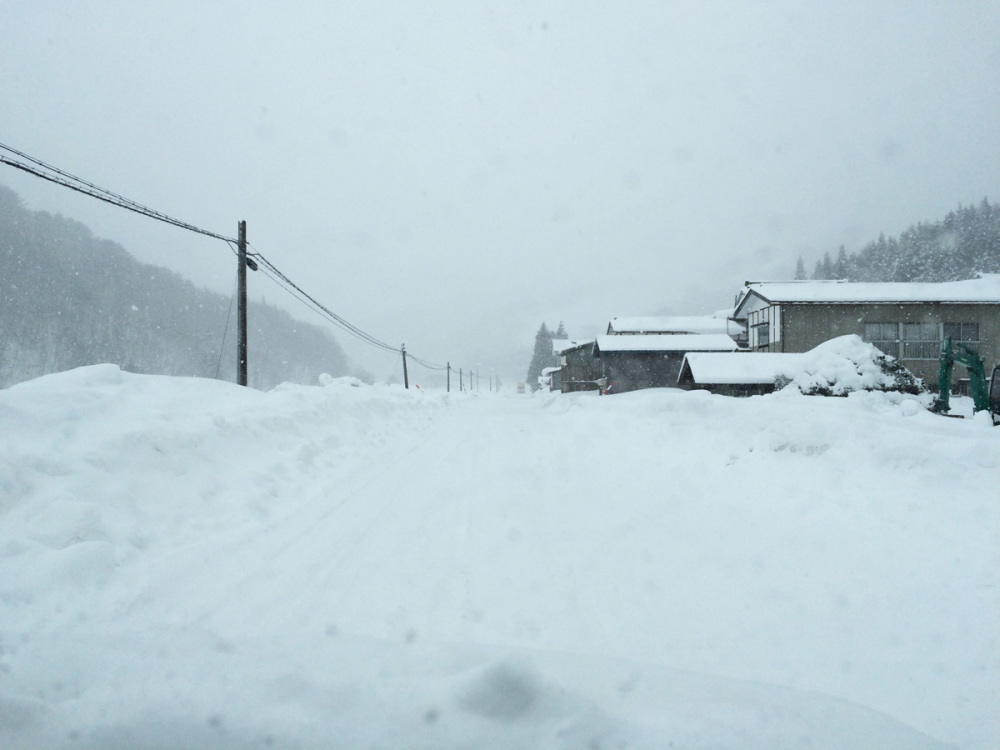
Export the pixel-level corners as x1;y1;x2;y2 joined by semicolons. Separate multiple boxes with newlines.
561;347;602;392
680;381;776;397
778;302;1000;389
599;351;689;392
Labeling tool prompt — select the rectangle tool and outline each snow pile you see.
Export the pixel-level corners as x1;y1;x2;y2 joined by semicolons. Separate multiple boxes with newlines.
1;365;997;749
777;334;926;396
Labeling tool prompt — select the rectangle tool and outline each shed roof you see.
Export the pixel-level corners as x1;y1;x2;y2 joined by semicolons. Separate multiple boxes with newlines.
680;352;807;384
734;275;1000;318
552;338;591;354
606;316;730;335
594;334;738;353
552;339;594;354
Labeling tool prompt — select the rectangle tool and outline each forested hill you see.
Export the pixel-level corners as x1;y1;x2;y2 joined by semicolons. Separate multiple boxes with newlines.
809;198;1000;282
0;185;360;389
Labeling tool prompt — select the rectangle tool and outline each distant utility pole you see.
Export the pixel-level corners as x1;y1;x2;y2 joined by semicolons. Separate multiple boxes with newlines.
447;362;451;392
237;220;248;387
401;344;409;389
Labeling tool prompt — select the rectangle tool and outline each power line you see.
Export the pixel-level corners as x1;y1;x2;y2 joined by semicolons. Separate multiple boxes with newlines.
0;143;235;243
248;245;400;353
2;142;453;376
215;272;239;380
250;249;450;370
406;352;449;371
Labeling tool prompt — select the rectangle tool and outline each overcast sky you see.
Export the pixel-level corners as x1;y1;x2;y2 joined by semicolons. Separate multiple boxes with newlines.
4;1;1000;383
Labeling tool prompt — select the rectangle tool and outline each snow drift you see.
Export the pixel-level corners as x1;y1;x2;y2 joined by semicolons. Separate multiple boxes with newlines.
1;365;997;749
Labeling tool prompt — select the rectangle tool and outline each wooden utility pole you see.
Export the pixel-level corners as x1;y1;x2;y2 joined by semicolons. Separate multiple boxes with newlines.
237;220;248;387
447;362;451;392
459;368;463;391
401;344;409;389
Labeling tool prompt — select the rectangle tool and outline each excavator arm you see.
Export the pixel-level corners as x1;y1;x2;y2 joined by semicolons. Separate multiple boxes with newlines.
933;337;992;417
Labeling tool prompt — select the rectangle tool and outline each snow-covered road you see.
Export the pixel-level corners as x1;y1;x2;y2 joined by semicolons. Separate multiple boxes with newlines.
1;366;997;748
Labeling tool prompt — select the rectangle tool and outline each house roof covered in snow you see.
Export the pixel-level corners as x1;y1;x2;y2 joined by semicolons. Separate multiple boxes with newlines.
606;316;731;335
679;352;807;384
733;275;1000;319
594;334;738;354
552;338;591;354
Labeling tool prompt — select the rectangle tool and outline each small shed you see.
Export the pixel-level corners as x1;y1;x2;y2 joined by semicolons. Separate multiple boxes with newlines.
593;334;738;393
557;339;601;392
678;352;807;396
541;366;562;392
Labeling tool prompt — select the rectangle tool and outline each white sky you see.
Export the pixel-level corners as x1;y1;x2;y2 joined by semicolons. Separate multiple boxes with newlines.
3;1;1000;381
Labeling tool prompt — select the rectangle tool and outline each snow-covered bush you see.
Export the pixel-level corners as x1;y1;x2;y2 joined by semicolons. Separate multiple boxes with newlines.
775;335;925;396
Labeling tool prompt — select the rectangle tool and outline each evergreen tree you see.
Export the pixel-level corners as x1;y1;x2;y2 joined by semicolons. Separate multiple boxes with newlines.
812;251;834;279
553;321;568;339
526;322;554;390
794;257;806;280
837;201;1000;283
833;245;849;278
799;200;999;285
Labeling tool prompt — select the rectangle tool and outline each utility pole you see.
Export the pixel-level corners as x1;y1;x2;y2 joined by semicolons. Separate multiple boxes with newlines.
447;362;451;393
237;220;248;387
401;344;409;389
459;368;463;392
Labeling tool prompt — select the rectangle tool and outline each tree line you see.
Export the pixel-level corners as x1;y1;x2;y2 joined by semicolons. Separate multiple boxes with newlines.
800;198;1000;282
0;184;363;389
526;321;567;389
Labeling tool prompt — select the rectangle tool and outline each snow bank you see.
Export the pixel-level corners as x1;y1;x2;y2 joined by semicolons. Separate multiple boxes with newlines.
777;334;926;396
1;365;997;749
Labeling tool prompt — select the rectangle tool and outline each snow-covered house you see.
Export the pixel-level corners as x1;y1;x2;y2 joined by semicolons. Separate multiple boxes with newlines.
592;334;738;393
555;339;601;392
541;366;562;392
678;352;805;397
679;335;927;398
730;276;1000;390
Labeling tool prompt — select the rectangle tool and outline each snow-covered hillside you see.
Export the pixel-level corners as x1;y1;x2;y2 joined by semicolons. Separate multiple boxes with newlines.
1;365;997;749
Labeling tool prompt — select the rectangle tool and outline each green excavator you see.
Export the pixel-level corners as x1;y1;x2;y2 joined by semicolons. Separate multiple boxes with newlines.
931;337;1000;424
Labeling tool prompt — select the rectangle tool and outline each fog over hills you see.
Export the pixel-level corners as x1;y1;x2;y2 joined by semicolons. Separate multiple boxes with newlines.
0;185;363;389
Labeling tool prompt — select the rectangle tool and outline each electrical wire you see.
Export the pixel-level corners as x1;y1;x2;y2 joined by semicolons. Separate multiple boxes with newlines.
248;244;400;353
406;352;449;371
2;142;454;373
215;272;238;380
0;147;235;243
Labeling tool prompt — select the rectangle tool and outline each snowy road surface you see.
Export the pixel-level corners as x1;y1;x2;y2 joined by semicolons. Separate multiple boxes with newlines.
1;365;997;748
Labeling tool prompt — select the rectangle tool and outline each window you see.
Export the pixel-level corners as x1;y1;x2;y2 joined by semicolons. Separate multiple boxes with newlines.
902;323;939;360
943;323;980;353
747;305;777;351
863;323;900;358
754;322;770;350
864;321;982;361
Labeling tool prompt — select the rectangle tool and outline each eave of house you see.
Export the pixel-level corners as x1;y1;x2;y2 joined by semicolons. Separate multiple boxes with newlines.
594;334;738;355
732;277;1000;320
